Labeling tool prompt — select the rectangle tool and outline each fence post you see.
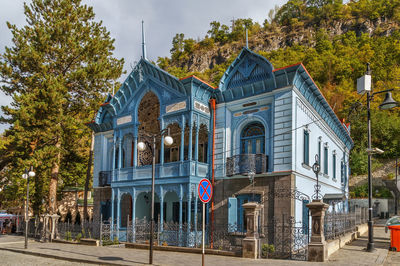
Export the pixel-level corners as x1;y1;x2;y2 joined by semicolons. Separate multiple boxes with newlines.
307;200;329;262
127;215;130;242
281;213;285;254
117;219;119;243
100;214;103;246
242;202;261;259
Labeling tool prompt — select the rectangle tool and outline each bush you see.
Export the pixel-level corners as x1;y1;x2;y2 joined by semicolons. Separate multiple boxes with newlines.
262;244;275;258
76;233;82;243
65;231;72;241
387;173;395;180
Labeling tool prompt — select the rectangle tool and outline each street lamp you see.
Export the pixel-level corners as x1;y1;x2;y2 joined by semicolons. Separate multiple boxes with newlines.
357;63;398;252
22;166;35;249
137;128;173;265
312;154;321;200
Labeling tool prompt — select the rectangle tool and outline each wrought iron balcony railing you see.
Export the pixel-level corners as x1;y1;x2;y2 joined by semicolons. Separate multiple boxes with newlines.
99;171;112;187
226;154;268;177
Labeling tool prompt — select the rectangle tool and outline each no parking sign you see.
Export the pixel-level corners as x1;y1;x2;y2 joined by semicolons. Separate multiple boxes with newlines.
198;178;212;203
198;178;212;266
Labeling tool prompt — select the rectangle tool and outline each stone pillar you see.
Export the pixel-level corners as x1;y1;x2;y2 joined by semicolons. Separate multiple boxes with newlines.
49;214;60;241
307;200;329;262
242;202;261;259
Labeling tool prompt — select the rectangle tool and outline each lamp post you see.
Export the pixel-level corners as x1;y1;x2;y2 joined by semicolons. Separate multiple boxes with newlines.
22;166;35;249
395;158;398;215
137;128;173;265
358;63;398;252
312;154;321;200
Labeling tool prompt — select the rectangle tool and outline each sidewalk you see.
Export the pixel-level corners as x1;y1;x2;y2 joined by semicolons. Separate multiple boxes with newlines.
0;227;397;266
328;226;390;265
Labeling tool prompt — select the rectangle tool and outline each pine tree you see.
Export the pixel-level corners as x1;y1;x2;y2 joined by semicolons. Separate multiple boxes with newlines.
0;0;124;214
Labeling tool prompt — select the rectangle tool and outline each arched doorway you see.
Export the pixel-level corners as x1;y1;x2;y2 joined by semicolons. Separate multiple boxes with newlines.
135;192;160;221
120;193;132;227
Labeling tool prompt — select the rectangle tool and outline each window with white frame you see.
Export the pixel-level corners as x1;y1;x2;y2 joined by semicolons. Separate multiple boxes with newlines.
332;151;336;180
324;143;328;175
303;129;310;165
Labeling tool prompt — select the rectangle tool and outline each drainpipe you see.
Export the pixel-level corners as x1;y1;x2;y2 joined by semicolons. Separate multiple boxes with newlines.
209;98;216;248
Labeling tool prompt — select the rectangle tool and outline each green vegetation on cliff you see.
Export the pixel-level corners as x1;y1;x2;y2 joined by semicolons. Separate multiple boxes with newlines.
158;0;400;175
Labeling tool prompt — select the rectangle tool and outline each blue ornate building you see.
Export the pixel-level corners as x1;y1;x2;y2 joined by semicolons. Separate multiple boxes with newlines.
89;46;353;244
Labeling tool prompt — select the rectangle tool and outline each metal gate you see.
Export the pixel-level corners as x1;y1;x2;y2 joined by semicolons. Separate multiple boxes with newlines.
260;188;310;261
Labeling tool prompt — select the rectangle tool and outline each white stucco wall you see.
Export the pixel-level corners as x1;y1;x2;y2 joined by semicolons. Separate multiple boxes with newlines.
291;87;350;207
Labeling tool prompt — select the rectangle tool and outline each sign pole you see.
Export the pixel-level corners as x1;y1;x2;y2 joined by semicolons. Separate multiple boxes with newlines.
198;178;212;266
202;202;205;266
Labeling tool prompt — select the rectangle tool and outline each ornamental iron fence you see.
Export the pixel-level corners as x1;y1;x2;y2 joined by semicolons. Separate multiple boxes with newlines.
324;207;367;241
226;154;268;176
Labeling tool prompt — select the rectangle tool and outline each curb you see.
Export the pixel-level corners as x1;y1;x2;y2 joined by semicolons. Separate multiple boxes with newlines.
125;242;240;257
0;246;128;266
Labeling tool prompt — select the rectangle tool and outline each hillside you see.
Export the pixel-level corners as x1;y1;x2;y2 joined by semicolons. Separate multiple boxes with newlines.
156;0;400;176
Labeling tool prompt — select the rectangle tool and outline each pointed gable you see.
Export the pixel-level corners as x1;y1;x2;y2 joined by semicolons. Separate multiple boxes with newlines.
217;48;275;102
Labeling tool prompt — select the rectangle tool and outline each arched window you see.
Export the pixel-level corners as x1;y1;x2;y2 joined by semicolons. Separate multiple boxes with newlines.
240;122;265;154
122;134;134;168
164;123;181;163
198;124;208;163
138;92;160;165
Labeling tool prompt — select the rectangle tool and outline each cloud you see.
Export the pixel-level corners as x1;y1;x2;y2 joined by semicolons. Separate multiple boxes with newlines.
0;0;287;133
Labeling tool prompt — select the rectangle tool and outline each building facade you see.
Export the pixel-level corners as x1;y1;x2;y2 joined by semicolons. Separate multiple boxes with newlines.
88;47;353;244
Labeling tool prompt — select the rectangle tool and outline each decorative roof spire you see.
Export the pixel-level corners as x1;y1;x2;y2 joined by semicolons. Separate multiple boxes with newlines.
141;20;147;60
246;27;248;48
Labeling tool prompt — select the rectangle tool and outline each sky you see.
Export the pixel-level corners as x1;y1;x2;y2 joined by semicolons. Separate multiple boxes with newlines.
0;0;287;133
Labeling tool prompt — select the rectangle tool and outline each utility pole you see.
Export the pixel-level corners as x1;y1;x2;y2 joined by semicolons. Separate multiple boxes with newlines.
396;158;398;215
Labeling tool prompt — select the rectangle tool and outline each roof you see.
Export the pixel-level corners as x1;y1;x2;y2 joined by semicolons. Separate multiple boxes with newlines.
215;47;353;150
87;59;216;133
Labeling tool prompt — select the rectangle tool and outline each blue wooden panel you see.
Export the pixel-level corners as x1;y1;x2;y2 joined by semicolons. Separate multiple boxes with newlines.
228;197;238;232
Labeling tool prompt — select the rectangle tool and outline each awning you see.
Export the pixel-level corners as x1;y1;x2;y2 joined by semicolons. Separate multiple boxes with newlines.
323;193;346;200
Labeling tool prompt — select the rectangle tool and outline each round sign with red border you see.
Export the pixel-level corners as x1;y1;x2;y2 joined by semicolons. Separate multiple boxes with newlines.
198;178;212;203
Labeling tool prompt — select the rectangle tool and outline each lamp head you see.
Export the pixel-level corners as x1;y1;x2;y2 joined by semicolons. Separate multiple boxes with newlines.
164;135;173;146
379;92;398;110
137;141;146;151
28;166;35;177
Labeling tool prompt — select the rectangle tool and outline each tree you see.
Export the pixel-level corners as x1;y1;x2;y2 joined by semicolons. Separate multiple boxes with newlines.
0;0;124;214
170;33;185;60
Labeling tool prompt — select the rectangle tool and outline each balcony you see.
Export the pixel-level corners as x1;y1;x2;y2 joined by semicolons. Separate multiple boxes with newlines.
99;171;112;187
226;154;268;177
115;161;209;182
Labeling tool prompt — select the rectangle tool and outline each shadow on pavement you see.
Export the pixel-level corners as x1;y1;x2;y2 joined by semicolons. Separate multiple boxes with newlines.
98;256;124;261
38;246;145;265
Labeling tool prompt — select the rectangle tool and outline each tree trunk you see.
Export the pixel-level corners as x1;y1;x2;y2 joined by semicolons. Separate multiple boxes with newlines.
49;140;61;214
84;132;94;222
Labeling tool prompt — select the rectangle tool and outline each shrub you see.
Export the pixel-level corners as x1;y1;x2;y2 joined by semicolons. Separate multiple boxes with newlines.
65;231;72;241
76;233;82;243
262;244;275;258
